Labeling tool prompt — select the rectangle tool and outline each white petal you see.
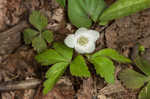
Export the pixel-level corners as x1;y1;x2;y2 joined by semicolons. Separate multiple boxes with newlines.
64;34;75;48
87;30;100;42
75;29;100;42
85;42;95;53
74;45;85;54
75;41;95;54
75;27;88;36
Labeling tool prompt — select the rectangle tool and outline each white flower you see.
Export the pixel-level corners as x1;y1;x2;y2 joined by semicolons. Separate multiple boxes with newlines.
64;27;100;54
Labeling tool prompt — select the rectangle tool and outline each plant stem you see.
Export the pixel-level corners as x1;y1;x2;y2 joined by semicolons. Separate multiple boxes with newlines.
85;54;91;60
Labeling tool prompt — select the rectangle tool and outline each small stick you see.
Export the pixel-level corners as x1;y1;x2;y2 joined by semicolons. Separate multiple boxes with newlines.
0;21;29;55
0;79;42;92
0;21;28;35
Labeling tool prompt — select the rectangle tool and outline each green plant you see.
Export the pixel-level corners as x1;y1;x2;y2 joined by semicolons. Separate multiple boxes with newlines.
68;0;106;28
23;11;53;53
66;0;150;27
119;46;150;99
99;0;150;25
35;46;131;94
22;0;150;95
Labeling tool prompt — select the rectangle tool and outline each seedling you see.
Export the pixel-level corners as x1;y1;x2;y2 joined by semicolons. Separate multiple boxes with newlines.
35;45;131;94
23;11;53;53
119;46;150;99
22;0;150;95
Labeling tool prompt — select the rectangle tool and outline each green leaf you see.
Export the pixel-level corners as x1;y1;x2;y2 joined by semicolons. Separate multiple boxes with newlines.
68;0;91;28
119;68;148;89
56;0;66;7
68;0;106;28
43;62;68;94
29;11;48;31
42;30;53;43
90;56;115;83
139;82;150;99
99;0;150;25
32;36;47;53
53;42;73;62
92;48;132;63
139;45;145;53
70;55;91;77
23;28;38;44
134;56;150;76
35;49;67;65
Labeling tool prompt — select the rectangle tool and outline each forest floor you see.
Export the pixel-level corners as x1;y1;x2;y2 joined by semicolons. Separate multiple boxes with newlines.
0;0;150;99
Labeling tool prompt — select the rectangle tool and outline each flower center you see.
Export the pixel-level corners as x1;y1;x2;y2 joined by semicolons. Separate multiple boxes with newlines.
77;36;89;46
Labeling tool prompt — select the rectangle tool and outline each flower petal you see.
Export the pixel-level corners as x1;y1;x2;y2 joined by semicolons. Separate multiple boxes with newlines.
75;27;88;36
85;42;95;53
64;34;75;48
75;45;85;54
87;30;100;42
75;28;100;42
75;41;95;54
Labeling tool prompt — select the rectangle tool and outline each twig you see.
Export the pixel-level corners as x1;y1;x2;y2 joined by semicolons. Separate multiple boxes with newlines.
0;21;28;35
0;79;42;92
0;21;28;55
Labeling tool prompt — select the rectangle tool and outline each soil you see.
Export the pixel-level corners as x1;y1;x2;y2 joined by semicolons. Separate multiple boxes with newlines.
0;0;150;99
